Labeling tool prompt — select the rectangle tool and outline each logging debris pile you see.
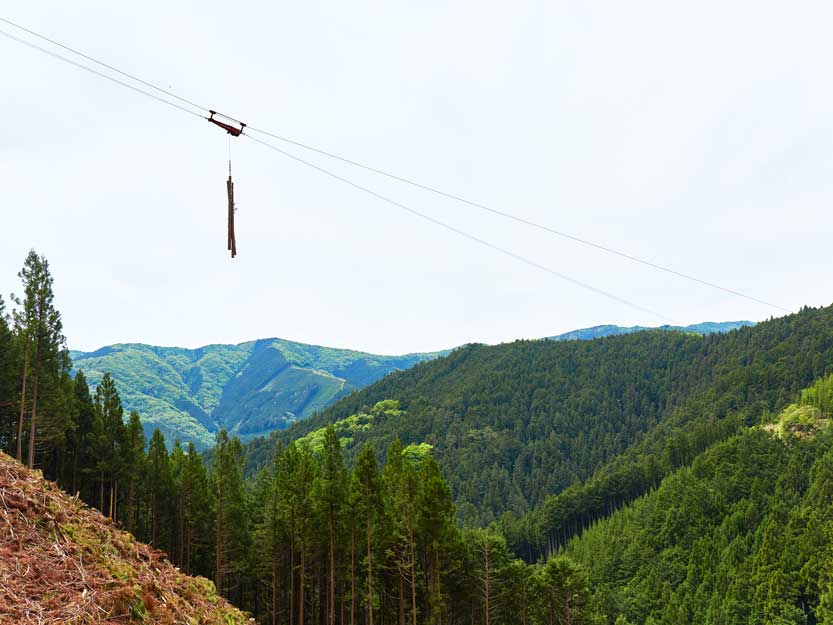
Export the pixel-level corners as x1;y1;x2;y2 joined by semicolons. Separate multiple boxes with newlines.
0;451;251;624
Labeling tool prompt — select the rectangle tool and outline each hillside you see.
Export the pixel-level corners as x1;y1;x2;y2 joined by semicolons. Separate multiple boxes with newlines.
68;322;748;449
70;338;444;448
0;451;249;625
564;375;833;624
271;305;833;532
547;320;754;341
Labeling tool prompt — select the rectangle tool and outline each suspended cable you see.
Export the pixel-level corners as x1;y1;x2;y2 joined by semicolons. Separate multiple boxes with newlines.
0;28;203;119
0;15;786;314
0;16;207;114
244;127;788;313
244;134;674;322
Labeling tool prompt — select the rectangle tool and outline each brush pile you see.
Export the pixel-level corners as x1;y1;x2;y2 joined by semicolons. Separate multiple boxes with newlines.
0;451;250;624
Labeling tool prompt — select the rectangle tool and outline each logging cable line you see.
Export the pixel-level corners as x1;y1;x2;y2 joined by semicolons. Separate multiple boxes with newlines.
244;134;674;322
0;15;207;114
0;15;787;314
0;28;203;119
245;126;789;313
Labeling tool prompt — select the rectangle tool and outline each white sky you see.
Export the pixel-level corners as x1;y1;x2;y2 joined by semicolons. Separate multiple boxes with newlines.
2;1;832;355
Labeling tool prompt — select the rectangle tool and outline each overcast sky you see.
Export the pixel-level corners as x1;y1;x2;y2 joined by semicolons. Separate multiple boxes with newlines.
2;1;832;355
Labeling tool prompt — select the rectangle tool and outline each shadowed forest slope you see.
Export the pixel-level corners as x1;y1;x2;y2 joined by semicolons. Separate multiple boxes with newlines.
262;305;833;537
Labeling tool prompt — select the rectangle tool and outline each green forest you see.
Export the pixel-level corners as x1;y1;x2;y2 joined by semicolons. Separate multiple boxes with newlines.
69;337;443;448
3;249;833;624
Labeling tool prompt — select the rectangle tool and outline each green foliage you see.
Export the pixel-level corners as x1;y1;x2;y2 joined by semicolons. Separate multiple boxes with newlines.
11;250;70;466
799;372;833;415
6;251;833;625
283;304;833;546
563;391;833;624
0;295;20;451
294;400;401;454
530;555;597;625
70;340;442;449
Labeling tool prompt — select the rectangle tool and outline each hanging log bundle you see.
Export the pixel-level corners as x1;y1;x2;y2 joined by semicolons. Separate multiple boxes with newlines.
208;110;246;258
227;170;236;258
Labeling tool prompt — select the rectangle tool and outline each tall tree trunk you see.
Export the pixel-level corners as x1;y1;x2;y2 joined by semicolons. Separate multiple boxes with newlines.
27;371;38;469
127;482;135;533
329;518;336;625
299;545;305;625
151;499;158;543
215;505;223;592
178;500;185;565
16;350;28;462
99;472;104;513
410;531;417;625
71;447;78;498
290;530;295;625
186;525;192;574
350;527;355;625
399;567;405;625
366;522;373;625
272;554;278;625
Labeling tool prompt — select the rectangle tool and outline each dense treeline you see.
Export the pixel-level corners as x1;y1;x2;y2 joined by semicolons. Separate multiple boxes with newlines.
0;250;603;625
7;249;833;624
565;373;833;624
269;303;833;559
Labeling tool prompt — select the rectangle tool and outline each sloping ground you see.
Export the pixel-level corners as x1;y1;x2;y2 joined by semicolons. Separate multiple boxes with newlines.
0;451;249;625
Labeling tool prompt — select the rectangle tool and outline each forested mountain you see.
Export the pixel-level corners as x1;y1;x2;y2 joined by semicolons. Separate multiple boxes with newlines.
566;374;833;624
269;305;833;534
8;250;833;624
69;322;749;449
70;340;444;447
547;320;754;341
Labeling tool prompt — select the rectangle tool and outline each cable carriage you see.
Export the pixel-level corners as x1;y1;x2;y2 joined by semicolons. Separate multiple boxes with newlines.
208;111;247;258
208;110;246;136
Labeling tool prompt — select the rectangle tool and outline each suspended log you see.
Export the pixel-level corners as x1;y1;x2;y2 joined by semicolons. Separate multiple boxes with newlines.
227;173;237;258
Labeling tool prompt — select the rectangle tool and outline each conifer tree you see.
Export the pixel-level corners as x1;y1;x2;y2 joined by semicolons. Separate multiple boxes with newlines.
530;555;594;625
314;425;346;625
185;441;213;575
146;428;172;547
417;455;456;625
170;439;187;564
121;411;145;534
355;444;383;625
68;371;96;498
11;250;68;468
254;441;287;625
92;373;125;516
286;442;317;625
211;429;249;599
465;528;512;625
0;296;19;453
383;439;421;625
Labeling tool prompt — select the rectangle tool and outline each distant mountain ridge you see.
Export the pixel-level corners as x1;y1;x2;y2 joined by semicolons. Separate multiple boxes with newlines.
70;320;753;449
547;320;755;341
70;338;446;448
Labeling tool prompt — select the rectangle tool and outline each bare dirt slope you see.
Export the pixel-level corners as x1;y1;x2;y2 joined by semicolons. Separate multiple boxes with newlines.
0;451;250;624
